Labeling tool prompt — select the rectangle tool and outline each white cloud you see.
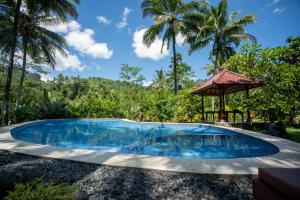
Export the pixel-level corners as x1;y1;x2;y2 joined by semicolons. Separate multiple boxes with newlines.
46;23;68;33
132;28;169;60
272;0;281;4
68;21;81;31
96;16;111;25
46;20;113;59
176;33;186;46
46;20;81;33
65;28;113;59
43;20;114;73
40;74;54;82
142;80;153;87
273;7;286;14
267;0;281;7
116;7;132;29
54;50;85;71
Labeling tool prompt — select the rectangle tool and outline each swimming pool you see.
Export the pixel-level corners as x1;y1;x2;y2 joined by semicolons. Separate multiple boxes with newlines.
11;119;279;159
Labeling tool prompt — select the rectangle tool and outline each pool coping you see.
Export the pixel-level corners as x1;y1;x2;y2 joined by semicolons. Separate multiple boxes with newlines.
0;119;300;175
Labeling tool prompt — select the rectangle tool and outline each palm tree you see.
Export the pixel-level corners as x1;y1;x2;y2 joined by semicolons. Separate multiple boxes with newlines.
166;53;195;89
187;0;256;68
14;11;67;107
0;0;79;125
141;0;200;95
152;69;167;89
186;0;255;113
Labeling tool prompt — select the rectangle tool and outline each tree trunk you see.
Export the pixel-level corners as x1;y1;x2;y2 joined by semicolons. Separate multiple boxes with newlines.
211;45;220;117
2;0;22;125
172;33;178;95
15;38;28;108
214;47;219;69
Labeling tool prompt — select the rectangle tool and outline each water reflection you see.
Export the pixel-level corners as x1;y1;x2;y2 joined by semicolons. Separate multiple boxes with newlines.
11;119;279;158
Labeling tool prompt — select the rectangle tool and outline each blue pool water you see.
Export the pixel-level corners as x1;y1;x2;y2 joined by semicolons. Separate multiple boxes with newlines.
11;119;279;159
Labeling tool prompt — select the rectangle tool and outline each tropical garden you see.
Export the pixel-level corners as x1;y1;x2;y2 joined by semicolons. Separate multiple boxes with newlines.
0;0;300;125
0;0;299;130
0;0;299;199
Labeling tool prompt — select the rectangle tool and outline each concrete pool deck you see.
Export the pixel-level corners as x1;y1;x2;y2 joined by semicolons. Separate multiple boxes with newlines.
0;120;299;175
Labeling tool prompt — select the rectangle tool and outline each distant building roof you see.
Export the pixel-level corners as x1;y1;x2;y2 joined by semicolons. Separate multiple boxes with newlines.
191;69;264;96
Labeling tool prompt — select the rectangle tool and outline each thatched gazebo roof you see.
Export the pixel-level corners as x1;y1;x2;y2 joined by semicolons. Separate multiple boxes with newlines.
190;69;264;96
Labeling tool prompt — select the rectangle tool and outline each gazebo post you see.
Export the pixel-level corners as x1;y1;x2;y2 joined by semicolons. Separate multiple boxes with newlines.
246;87;251;123
233;112;236;123
201;95;205;121
219;94;222;121
222;91;225;120
219;89;225;122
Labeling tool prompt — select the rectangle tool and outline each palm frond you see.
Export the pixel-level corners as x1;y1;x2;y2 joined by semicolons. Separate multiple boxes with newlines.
141;0;165;18
143;21;165;47
188;38;210;55
26;0;79;21
161;27;172;51
233;14;256;26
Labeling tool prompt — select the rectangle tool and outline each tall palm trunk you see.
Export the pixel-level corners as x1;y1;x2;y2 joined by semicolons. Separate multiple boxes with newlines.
2;0;22;125
211;45;220;114
172;32;178;95
15;37;28;108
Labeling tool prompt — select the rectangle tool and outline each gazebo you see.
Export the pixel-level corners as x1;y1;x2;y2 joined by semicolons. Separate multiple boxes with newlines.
190;69;264;123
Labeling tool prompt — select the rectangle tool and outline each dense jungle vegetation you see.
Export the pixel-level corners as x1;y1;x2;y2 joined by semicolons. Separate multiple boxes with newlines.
1;39;299;126
0;0;299;127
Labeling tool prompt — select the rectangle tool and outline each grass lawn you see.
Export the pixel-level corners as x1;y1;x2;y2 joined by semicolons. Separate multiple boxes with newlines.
286;128;300;143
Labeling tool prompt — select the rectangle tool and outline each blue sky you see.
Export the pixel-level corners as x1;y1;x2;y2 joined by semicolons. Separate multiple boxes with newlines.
43;0;300;83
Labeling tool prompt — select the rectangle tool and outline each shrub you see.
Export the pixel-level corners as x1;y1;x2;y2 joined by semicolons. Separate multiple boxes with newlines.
293;114;300;125
38;89;69;119
12;106;39;123
4;182;74;200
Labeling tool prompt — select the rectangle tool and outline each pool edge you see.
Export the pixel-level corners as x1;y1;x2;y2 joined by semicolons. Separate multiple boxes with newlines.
1;119;300;175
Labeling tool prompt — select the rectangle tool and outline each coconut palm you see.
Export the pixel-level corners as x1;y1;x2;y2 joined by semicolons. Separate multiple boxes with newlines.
141;0;201;95
166;53;195;89
186;0;255;113
0;0;79;125
152;69;167;89
14;11;67;107
187;0;256;68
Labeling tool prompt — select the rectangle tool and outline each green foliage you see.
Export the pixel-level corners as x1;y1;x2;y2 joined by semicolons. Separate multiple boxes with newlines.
141;0;200;49
286;128;300;143
1;35;299;126
166;53;196;90
69;97;123;118
153;89;176;122
0;0;299;129
186;0;256;68
225;38;300;123
152;69;167;89
294;115;300;125
120;64;145;85
37;89;69;119
4;181;74;200
141;0;202;94
176;89;202;122
0;0;80;125
13;106;38;123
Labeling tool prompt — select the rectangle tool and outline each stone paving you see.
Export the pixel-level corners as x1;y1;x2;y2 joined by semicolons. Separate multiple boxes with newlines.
0;150;254;200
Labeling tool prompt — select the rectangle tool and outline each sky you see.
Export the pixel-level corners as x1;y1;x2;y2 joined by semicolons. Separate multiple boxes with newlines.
42;0;300;83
